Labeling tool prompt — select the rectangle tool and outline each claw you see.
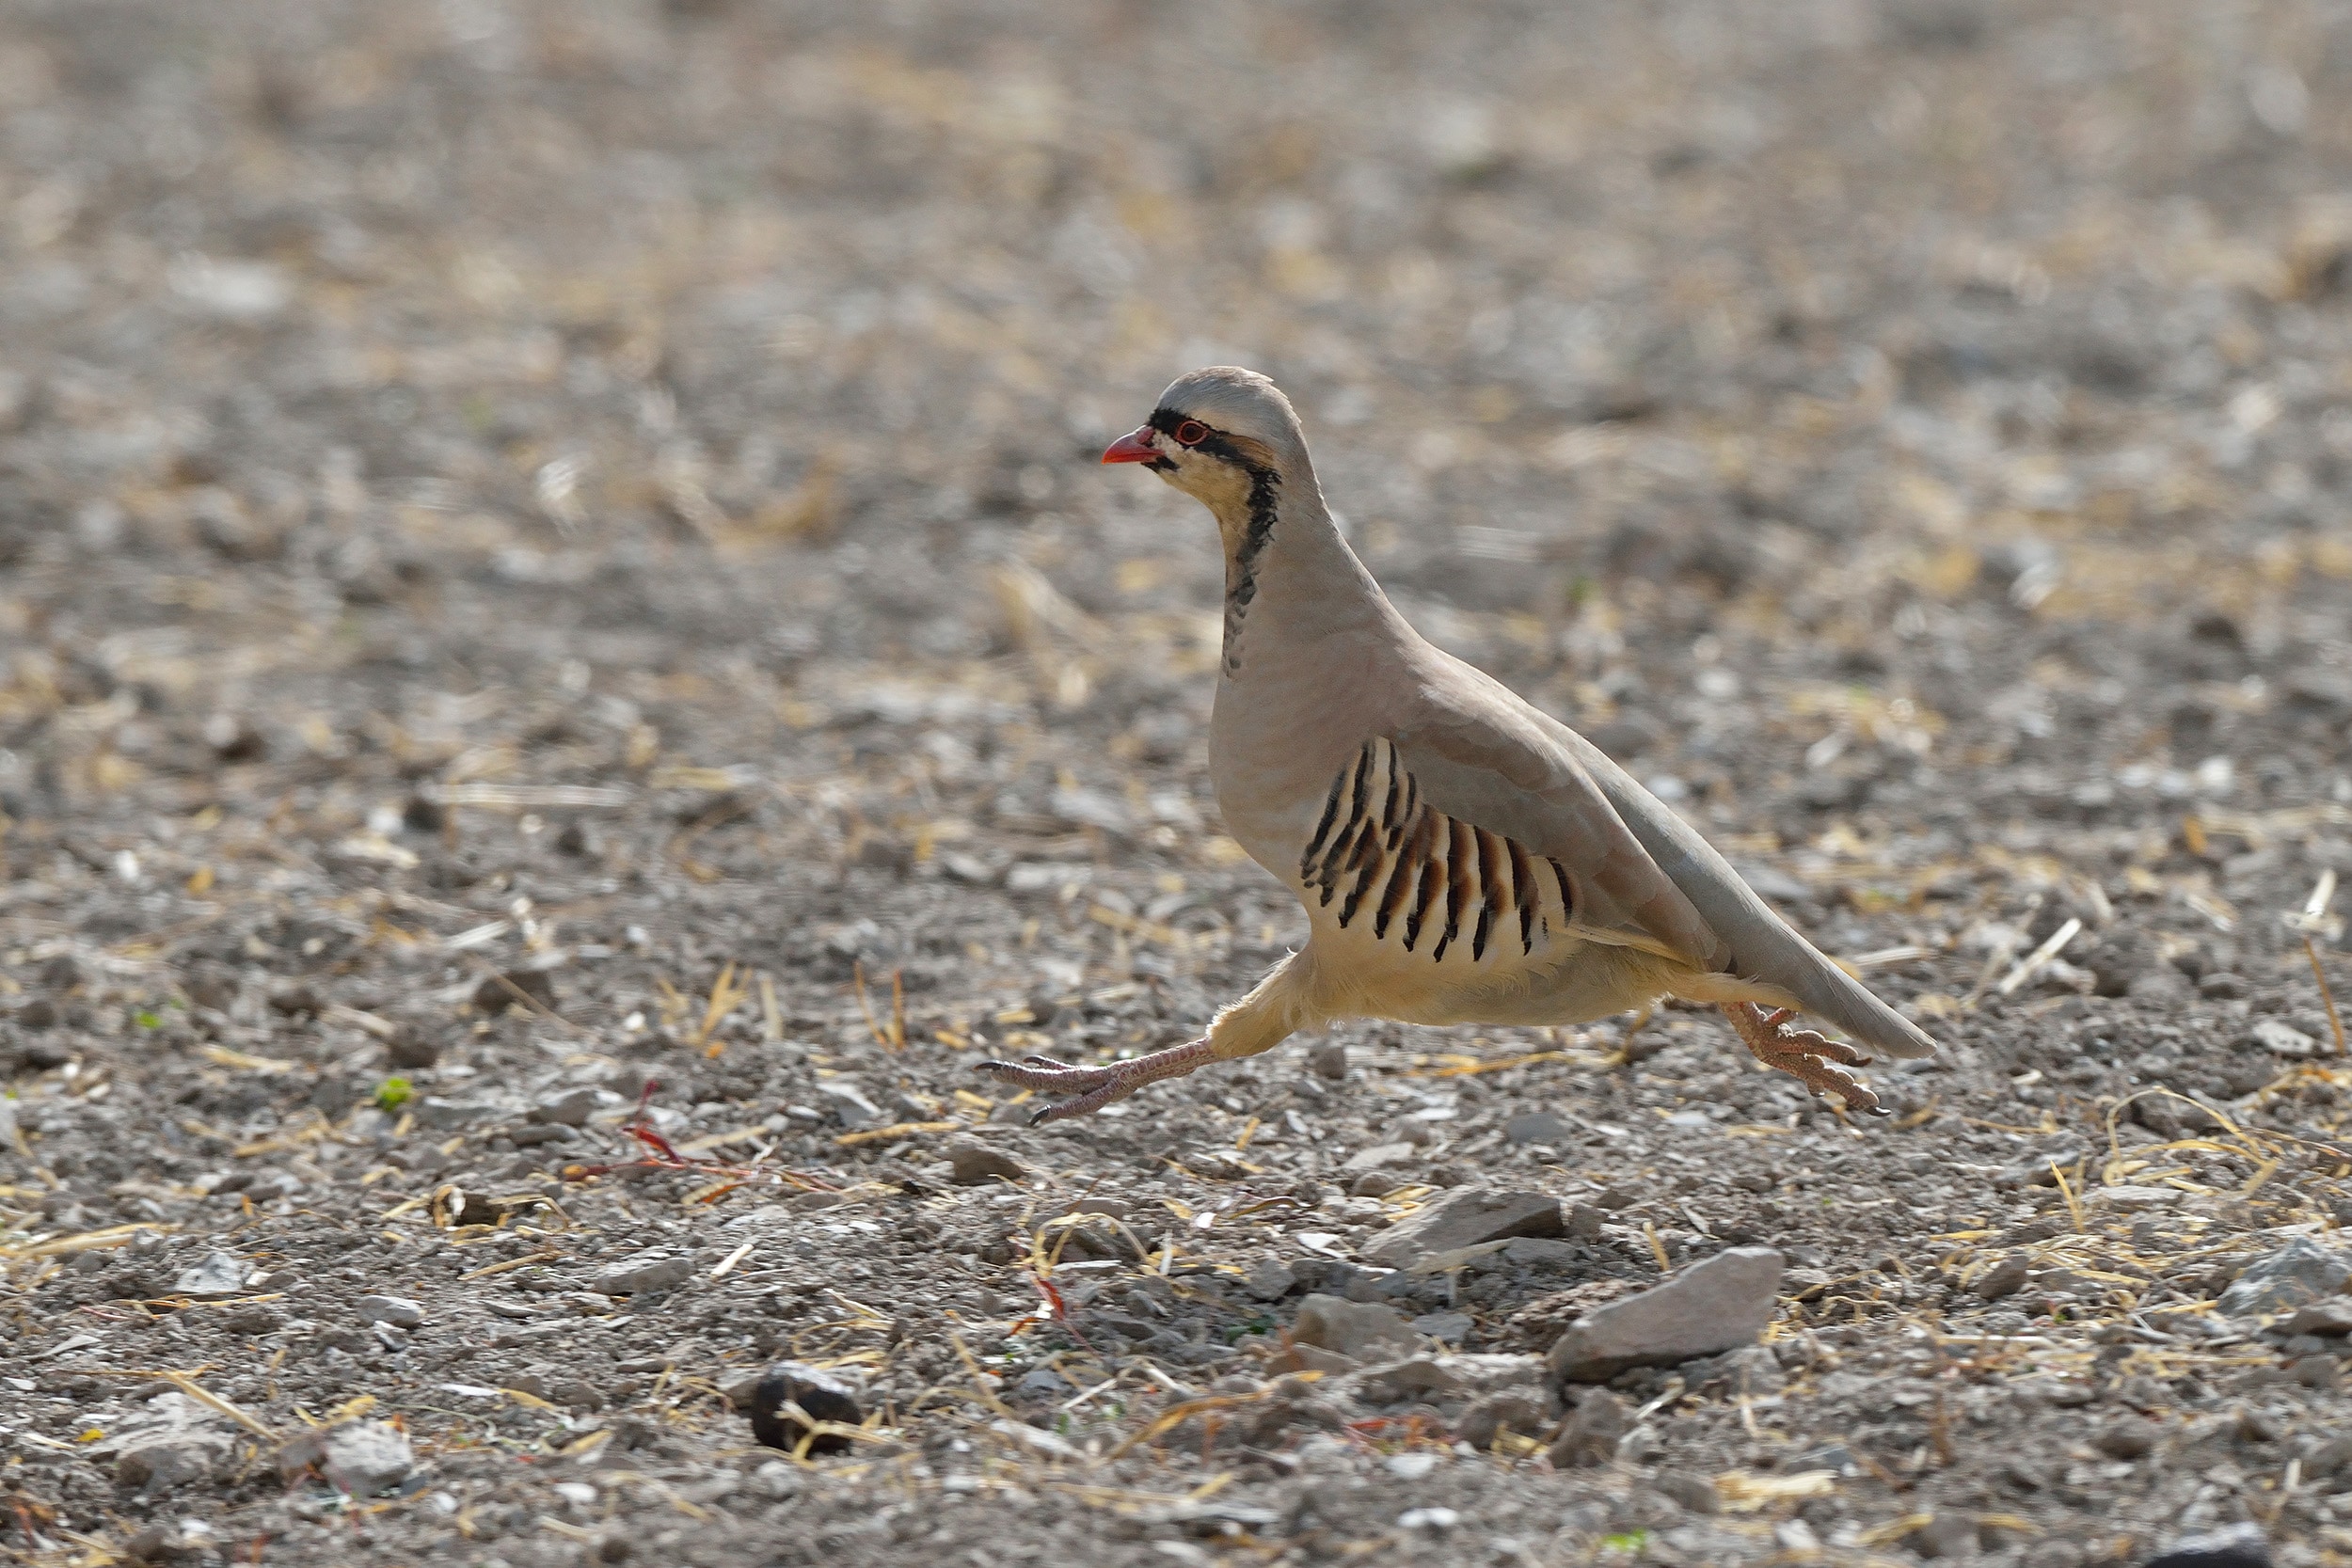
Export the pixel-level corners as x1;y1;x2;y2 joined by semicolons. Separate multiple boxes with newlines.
1724;1003;1888;1117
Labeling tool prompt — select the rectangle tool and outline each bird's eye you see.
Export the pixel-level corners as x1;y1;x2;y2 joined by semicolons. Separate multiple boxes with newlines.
1173;420;1208;447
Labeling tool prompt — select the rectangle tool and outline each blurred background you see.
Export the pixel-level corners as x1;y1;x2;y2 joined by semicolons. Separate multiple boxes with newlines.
1;0;2347;998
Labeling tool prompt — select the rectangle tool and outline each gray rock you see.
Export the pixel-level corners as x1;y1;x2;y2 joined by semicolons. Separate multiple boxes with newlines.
1306;1040;1348;1080
278;1419;415;1497
1977;1253;2032;1300
171;1250;251;1299
1292;1293;1418;1361
817;1081;883;1127
2217;1238;2350;1317
1342;1142;1415;1173
1410;1310;1473;1342
117;1429;234;1491
1504;1110;1573;1145
1655;1471;1720;1514
946;1139;1028;1185
414;1096;500;1129
1502;1237;1583;1266
530;1087;601;1126
1546;1388;1629;1466
2249;1019;2321;1058
1548;1246;1785;1384
1361;1187;1564;1267
595;1252;693;1295
1243;1259;1297;1301
2284;1300;2352;1336
2142;1523;2268;1568
1355;1358;1466;1404
1453;1389;1549;1450
1016;1367;1072;1398
2095;1415;2158;1459
356;1294;425;1329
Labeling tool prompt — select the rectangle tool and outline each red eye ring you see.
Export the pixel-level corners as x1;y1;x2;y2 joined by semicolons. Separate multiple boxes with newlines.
1173;420;1209;447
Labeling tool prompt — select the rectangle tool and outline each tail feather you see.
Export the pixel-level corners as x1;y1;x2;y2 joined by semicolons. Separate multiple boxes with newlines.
1566;734;1938;1061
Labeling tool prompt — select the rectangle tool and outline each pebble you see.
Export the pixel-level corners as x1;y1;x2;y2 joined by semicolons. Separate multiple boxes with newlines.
116;1430;234;1492
278;1419;416;1497
1360;1187;1564;1267
1504;1110;1573;1145
2283;1300;2352;1337
1292;1293;1418;1361
1545;1388;1629;1467
1409;1311;1473;1342
2249;1019;2320;1057
1306;1039;1348;1079
171;1250;251;1299
748;1362;865;1455
1384;1451;1438;1481
384;1027;439;1070
1548;1246;1785;1384
594;1252;692;1295
1565;1204;1608;1240
1342;1142;1416;1173
946;1138;1029;1185
356;1294;425;1329
472;966;558;1014
1654;1471;1720;1514
2142;1523;2270;1568
1243;1259;1297;1301
1976;1254;2032;1300
1452;1390;1549;1449
2094;1416;2158;1459
529;1087;601;1127
2217;1237;2350;1317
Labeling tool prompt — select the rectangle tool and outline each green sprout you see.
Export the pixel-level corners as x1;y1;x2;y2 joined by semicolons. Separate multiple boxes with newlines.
134;1009;163;1029
374;1077;414;1112
1602;1531;1649;1554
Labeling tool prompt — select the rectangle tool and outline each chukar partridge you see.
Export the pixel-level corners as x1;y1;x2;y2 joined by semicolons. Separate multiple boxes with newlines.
979;367;1934;1124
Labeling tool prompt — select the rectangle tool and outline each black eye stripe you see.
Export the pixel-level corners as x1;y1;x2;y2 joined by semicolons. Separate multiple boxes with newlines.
1147;407;1247;462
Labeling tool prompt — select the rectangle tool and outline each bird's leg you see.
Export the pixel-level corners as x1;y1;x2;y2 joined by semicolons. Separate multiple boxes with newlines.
977;1037;1216;1126
1722;1002;1887;1117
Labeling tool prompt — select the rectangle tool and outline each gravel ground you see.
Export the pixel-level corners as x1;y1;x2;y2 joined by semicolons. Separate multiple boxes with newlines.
6;2;2352;1564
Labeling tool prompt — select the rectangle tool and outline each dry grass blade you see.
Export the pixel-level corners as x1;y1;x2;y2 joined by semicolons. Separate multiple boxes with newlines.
693;961;750;1055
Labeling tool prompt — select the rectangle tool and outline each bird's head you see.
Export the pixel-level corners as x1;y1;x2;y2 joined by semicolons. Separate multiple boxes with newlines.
1101;366;1307;516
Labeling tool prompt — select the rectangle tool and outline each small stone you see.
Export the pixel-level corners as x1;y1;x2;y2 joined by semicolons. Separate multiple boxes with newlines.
356;1294;424;1329
1016;1367;1072;1398
748;1362;864;1454
278;1420;415;1497
1545;1388;1629;1467
1361;1187;1564;1267
1548;1247;1784;1384
2217;1238;2351;1317
1565;1204;1608;1240
595;1252;692;1295
1292;1293;1418;1361
1349;1171;1403;1197
1356;1357;1465;1404
1977;1254;2032;1300
473;966;559;1014
1911;1513;1980;1560
1655;1470;1720;1514
1504;1110;1573;1145
530;1087;600;1127
2094;1416;2158;1459
384;1028;439;1069
1453;1390;1549;1449
267;984;323;1018
1306;1040;1348;1080
2249;1019;2321;1058
2142;1523;2270;1568
401;794;447;832
171;1250;250;1299
1243;1259;1297;1301
2198;972;2248;1000
946;1139;1029;1185
1592;1184;1638;1210
1342;1141;1415;1173
2284;1301;2352;1337
117;1430;234;1491
1410;1311;1473;1342
2289;1354;2340;1391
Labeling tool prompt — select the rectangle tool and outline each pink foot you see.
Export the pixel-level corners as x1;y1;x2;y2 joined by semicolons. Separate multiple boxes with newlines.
977;1038;1214;1124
